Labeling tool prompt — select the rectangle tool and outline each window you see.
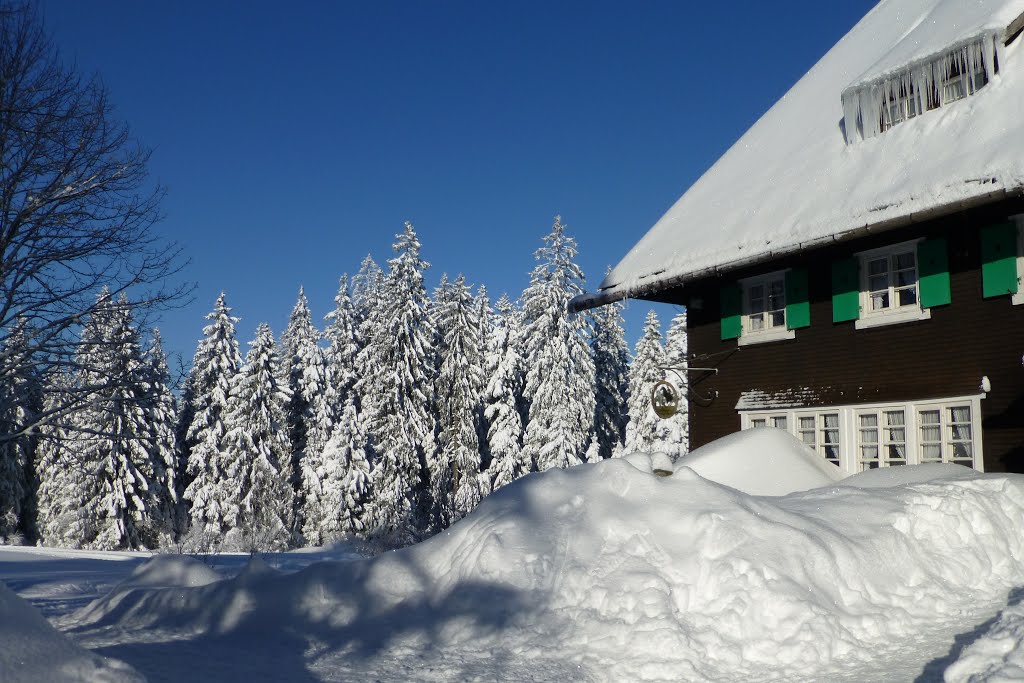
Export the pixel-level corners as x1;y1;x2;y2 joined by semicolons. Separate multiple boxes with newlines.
918;404;975;466
797;412;841;466
740;395;984;474
843;34;999;142
738;271;795;346
855;240;931;329
857;409;907;470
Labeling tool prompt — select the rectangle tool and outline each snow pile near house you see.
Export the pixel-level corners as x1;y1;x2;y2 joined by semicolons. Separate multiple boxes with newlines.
943;594;1024;682
0;579;142;683
67;451;1024;682
673;427;847;495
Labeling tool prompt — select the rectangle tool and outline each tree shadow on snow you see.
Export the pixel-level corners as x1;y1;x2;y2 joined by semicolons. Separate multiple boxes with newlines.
70;485;583;682
914;586;1024;682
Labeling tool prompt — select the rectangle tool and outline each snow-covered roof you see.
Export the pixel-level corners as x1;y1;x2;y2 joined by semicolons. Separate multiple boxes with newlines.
574;0;1024;311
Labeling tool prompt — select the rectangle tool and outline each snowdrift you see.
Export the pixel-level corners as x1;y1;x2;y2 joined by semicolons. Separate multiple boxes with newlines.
0;579;142;683
674;427;847;495
64;449;1024;682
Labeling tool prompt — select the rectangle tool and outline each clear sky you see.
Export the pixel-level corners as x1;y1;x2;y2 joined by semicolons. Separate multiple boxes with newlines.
39;0;877;366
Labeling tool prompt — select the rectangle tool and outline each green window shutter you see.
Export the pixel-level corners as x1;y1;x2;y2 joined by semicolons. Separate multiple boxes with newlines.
981;222;1019;298
784;268;810;329
831;258;860;322
917;238;951;308
720;283;742;341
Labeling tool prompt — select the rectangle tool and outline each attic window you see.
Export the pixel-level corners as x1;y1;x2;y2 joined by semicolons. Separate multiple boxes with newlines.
843;33;1001;143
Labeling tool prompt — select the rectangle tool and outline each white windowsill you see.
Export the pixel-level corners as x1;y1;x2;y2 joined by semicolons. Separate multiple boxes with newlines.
737;328;796;346
854;307;930;330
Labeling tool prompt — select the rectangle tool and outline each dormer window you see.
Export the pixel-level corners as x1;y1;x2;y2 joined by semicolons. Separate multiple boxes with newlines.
843;33;1001;142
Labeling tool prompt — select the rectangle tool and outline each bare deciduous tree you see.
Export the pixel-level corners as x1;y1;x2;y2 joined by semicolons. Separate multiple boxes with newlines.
0;1;190;438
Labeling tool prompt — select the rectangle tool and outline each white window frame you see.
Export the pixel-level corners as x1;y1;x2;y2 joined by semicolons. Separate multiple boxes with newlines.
855;239;931;329
740;394;985;474
1012;214;1024;306
737;269;795;346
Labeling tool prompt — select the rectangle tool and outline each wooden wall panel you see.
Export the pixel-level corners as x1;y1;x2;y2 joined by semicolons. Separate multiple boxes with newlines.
647;199;1024;472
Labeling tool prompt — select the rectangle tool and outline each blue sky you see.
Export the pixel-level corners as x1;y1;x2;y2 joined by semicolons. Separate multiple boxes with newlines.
40;0;876;365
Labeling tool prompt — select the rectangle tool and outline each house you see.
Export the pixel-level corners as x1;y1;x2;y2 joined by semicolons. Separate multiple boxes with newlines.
571;0;1024;474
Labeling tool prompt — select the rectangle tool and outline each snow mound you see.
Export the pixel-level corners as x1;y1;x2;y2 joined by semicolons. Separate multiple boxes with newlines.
674;427;846;495
943;591;1024;682
0;580;142;683
67;452;1024;682
115;555;222;591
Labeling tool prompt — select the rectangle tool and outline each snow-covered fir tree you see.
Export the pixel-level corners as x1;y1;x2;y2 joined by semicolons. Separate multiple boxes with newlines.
221;323;294;551
432;274;485;527
625;310;668;453
142;330;180;540
483;295;527;490
323;274;360;408
279;288;323;537
662;310;690;457
72;294;164;550
310;392;373;542
519;217;596;471
357;222;437;540
0;322;41;542
473;284;494;461
182;293;242;539
590;296;630;460
35;370;90;547
351;254;384;323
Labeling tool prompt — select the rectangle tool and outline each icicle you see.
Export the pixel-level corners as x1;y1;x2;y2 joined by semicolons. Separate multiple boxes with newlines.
843;31;999;145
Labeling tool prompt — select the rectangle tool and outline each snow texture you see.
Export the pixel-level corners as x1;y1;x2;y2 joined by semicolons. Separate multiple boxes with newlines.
675;427;847;496
4;435;1019;682
0;579;142;682
586;0;1024;307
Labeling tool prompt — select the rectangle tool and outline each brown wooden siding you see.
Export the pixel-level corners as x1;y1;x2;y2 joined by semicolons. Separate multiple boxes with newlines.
645;198;1024;473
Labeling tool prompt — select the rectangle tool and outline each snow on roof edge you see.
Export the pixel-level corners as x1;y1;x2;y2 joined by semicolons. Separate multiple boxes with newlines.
571;183;1022;313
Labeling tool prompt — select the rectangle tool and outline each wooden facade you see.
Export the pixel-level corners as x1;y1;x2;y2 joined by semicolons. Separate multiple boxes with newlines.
643;198;1024;473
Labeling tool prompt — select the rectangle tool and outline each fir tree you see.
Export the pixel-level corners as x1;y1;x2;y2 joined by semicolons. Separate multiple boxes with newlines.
221;323;294;551
433;275;485;526
182;293;242;538
357;222;437;540
625;310;668;453
662;310;690;457
280;288;323;538
142;330;180;540
484;295;527;490
35;370;89;547
0;322;41;542
519;217;596;471
590;296;630;460
313;392;373;542
323;274;360;408
73;294;163;550
351;254;383;324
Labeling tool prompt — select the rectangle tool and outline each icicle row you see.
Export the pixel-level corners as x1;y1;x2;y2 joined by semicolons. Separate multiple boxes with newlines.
842;32;1000;144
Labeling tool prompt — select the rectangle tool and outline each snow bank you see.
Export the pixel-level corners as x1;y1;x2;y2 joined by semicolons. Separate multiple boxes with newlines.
0;580;142;683
941;591;1024;682
66;449;1024;682
674;427;847;495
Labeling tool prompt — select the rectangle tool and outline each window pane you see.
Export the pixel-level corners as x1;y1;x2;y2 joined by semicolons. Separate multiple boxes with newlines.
752;419;766;428
769;310;786;328
799;417;815;430
871;292;890;310
897;287;918;307
748;313;764;331
868;258;889;276
893;252;916;270
868;275;889;292
859;414;878;429
772;416;787;430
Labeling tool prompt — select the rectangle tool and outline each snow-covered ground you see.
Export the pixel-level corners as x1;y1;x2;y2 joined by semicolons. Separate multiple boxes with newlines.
2;429;1023;682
